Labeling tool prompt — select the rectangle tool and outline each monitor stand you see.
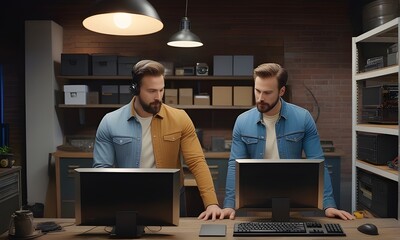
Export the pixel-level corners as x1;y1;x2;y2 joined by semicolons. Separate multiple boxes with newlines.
271;197;290;222
110;211;145;238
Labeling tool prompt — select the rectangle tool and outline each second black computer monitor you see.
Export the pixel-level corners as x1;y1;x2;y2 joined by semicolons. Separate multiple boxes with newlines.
235;159;324;221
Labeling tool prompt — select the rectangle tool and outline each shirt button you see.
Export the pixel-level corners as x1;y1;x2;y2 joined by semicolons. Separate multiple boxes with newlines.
119;140;123;143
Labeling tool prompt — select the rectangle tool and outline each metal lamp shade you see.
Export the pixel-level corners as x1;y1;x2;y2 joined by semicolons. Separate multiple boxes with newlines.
82;0;163;36
167;17;203;47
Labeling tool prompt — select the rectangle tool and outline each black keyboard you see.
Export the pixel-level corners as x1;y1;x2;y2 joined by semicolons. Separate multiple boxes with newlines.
233;221;346;236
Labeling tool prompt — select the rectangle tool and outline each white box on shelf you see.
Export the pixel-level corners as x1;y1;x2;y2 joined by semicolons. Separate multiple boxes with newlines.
64;85;88;105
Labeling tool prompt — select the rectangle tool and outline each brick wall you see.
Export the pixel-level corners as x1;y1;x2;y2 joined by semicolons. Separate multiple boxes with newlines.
1;0;356;204
59;1;353;177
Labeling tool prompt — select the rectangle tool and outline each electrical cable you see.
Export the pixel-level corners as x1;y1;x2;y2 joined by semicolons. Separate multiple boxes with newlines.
303;84;320;123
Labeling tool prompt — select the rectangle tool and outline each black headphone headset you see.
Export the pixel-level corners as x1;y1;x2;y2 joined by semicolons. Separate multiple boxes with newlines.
130;60;157;96
130;70;140;96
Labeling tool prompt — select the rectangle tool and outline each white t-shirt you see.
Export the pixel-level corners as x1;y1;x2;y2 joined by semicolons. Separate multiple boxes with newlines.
263;113;280;159
136;114;156;168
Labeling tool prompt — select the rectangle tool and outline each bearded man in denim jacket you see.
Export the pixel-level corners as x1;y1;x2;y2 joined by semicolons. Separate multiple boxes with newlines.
93;60;222;220
220;63;354;220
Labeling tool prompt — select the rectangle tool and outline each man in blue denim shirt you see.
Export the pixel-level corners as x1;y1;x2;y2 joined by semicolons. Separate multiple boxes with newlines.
220;63;354;220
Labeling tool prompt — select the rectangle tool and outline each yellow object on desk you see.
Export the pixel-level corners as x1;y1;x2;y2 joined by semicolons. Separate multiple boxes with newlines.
354;211;364;219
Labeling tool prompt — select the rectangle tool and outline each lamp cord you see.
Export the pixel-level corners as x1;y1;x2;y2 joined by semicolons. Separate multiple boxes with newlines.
185;0;188;17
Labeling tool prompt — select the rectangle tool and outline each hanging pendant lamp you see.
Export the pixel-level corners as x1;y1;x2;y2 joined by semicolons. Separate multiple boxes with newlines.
82;0;163;36
167;0;203;47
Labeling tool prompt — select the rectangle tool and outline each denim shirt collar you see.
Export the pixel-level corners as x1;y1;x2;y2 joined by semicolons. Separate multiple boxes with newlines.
256;98;288;124
279;98;289;120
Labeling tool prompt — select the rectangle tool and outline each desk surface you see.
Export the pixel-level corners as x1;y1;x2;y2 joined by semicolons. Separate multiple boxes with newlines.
2;217;399;240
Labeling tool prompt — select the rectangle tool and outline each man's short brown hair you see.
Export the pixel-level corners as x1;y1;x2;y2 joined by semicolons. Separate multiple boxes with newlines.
253;63;288;89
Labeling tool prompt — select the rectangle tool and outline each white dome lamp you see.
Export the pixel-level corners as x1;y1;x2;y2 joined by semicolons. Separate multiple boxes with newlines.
83;0;163;36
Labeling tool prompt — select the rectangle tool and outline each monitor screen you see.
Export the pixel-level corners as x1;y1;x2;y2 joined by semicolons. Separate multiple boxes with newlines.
74;168;180;237
235;159;324;221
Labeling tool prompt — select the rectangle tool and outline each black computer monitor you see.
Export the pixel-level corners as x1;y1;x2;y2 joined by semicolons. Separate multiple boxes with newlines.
235;159;324;222
74;168;180;238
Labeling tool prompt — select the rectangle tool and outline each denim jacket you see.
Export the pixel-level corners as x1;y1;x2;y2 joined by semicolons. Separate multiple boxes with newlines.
93;99;219;207
223;99;337;210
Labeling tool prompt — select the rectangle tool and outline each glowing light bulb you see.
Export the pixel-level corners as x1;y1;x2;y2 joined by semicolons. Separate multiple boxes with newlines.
113;13;132;29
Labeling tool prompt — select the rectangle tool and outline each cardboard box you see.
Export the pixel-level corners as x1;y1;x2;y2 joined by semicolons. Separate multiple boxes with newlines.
179;88;193;105
101;85;119;104
119;85;132;104
61;54;91;76
233;55;254;76
213;55;233;76
165;89;178;105
212;86;232;106
234;86;253;106
118;56;139;76
87;92;99;104
64;85;88;105
194;95;210;105
92;55;118;76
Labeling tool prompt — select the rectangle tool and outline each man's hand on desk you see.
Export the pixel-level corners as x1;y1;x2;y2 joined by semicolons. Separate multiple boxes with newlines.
325;207;355;220
197;204;223;221
220;208;236;220
200;207;355;221
215;207;356;221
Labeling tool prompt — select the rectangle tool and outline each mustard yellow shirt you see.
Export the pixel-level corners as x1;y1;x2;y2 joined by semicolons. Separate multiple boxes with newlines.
93;98;218;207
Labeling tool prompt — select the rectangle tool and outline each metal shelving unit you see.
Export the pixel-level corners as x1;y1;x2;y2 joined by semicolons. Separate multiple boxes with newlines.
351;18;400;219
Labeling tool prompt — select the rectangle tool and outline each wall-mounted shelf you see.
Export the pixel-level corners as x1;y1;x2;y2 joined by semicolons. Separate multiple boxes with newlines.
355;124;399;135
355;17;399;43
356;160;398;182
57;75;252;81
58;104;253;110
354;65;398;81
58;73;255;133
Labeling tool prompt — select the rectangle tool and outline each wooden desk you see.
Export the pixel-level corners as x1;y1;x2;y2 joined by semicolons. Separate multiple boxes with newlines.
2;217;399;239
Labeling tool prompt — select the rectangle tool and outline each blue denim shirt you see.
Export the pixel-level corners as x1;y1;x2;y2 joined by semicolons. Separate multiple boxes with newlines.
93;102;142;168
224;99;337;210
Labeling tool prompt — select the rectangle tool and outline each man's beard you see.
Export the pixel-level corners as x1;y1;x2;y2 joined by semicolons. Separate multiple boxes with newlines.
256;96;280;114
138;96;161;115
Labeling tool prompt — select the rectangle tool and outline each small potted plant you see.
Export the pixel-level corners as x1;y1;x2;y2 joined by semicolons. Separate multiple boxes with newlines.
0;145;14;168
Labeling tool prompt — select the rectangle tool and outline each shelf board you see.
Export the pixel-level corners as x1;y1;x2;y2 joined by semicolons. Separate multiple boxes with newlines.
58;104;253;110
57;75;252;81
165;76;252;81
355;17;399;43
355;124;398;135
57;75;131;80
356;160;398;182
354;65;398;81
168;104;252;109
58;104;122;108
